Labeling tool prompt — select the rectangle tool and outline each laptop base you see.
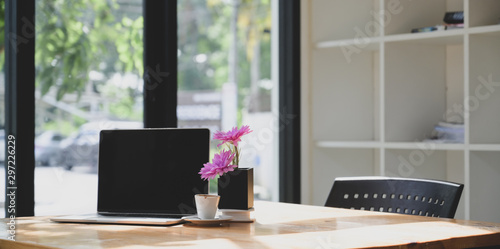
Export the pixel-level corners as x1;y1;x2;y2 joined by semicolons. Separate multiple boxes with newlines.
51;214;186;226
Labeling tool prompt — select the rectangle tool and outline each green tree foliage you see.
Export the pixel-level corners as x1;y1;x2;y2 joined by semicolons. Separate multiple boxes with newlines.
4;0;269;127
178;0;271;92
35;0;143;101
178;0;271;119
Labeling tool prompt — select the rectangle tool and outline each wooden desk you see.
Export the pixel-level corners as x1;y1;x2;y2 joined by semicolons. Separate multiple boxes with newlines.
1;201;499;248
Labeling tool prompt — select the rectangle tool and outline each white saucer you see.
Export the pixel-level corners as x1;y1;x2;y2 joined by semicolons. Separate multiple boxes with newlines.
182;215;232;225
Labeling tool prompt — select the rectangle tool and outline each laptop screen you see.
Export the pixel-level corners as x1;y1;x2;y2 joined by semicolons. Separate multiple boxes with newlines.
97;128;209;216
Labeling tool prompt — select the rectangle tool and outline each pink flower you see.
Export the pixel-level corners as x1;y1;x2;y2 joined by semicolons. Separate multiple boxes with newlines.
213;125;253;147
200;125;252;180
199;150;237;181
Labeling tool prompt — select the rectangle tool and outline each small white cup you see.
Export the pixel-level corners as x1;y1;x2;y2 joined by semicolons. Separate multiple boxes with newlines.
195;194;220;220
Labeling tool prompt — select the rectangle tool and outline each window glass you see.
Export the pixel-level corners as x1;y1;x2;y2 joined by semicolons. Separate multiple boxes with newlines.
178;0;276;200
26;0;276;216
34;0;143;215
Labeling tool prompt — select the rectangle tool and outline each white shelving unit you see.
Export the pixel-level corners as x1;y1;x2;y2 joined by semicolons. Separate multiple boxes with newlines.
301;0;500;222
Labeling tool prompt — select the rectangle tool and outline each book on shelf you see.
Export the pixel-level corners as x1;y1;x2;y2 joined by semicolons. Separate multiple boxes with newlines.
445;23;464;30
437;121;464;129
411;25;442;33
411;23;463;33
411;11;464;33
443;11;464;24
426;121;464;143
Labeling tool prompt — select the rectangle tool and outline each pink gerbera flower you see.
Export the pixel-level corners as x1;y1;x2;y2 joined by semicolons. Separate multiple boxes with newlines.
213;125;253;147
199;125;252;180
199;149;237;181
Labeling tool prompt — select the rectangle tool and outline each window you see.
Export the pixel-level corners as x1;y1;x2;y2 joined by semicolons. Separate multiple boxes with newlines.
177;0;278;200
34;0;143;215
3;0;298;217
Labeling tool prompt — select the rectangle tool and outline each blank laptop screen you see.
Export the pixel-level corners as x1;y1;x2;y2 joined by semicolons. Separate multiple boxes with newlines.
97;128;209;216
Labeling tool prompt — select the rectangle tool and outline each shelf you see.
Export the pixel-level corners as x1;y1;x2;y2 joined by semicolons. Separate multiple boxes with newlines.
316;37;380;50
315;27;500;52
469;33;500;144
316;25;500;49
384;149;449;180
470;144;500;151
304;0;500;221
316;141;381;149
384;41;449;142
312;147;378;205
468;25;500;36
469;0;500;28
317;141;466;151
311;0;380;42
311;48;378;141
384;29;464;45
470;151;500;223
315;30;464;49
384;142;465;151
316;25;500;50
384;0;456;36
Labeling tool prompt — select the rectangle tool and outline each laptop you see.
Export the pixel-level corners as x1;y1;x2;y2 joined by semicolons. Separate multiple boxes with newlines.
51;128;210;225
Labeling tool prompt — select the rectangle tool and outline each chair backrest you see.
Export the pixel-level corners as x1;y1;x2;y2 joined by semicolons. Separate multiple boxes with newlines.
325;176;464;218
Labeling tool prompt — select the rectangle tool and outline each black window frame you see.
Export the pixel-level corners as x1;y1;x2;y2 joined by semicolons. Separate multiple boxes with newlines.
143;1;177;128
278;0;301;204
5;0;36;217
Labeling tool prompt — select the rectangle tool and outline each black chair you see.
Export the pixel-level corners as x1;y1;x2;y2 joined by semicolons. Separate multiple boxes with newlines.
325;176;464;218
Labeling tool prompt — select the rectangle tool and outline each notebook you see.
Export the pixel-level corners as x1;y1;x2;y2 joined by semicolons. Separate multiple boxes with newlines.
51;128;210;225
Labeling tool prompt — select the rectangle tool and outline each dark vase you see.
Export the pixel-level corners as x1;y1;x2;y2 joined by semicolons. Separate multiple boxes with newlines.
218;168;254;210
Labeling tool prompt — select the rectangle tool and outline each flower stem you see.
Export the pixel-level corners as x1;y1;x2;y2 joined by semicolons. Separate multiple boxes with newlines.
234;145;239;167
